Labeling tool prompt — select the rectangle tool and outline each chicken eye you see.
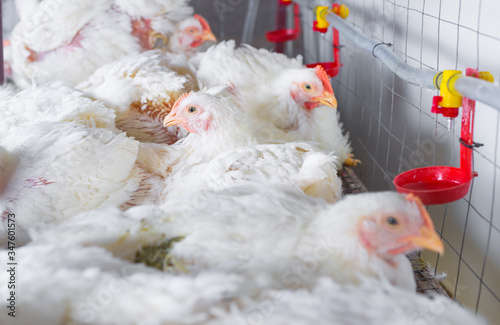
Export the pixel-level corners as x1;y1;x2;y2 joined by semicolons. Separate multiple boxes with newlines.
303;83;312;90
386;216;399;226
187;106;197;114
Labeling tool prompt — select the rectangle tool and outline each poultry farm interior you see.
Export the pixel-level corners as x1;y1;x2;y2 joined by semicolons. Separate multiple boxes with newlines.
1;0;500;324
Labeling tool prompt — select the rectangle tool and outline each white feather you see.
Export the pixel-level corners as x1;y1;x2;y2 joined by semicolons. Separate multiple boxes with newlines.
77;50;194;143
0;243;244;325
213;276;487;325
0;121;140;233
0;83;116;138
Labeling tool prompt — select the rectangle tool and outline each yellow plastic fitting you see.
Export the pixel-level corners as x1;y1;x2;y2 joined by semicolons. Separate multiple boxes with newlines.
315;6;330;29
439;70;463;108
336;4;349;19
478;71;494;83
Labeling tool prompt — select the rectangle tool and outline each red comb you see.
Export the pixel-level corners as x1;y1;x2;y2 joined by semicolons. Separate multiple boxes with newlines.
315;65;333;94
172;92;191;111
405;193;434;229
194;14;212;32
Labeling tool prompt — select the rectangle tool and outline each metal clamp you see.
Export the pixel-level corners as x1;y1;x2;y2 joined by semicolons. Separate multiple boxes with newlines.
372;42;392;58
459;138;484;149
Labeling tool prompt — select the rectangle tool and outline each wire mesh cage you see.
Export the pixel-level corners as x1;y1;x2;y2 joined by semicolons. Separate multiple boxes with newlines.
318;2;500;323
186;0;500;323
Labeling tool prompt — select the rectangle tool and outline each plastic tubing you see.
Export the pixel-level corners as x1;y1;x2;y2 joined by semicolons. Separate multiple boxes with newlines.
241;0;261;44
323;10;438;89
317;7;500;110
453;77;500;110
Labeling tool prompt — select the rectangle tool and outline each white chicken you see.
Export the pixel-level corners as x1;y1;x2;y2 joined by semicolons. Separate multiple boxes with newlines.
158;91;342;203
34;184;443;291
75;51;200;206
212;276;487;325
0;82;116;138
0;121;141;238
10;0;215;88
0;82;170;216
77;50;196;144
0;243;245;325
192;40;357;166
155;188;443;291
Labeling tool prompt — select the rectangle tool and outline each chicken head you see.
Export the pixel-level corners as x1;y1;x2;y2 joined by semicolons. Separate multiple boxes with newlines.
164;92;213;133
289;65;337;110
169;15;216;52
356;193;444;259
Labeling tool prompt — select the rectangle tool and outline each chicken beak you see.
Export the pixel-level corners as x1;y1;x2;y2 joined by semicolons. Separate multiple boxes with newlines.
163;114;183;127
189;30;216;49
191;30;216;48
201;30;217;43
402;194;444;254
404;226;444;255
194;14;217;43
313;92;338;109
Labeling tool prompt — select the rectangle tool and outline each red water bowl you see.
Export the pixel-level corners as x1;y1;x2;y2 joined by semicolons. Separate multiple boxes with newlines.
306;62;340;78
265;29;300;42
393;166;473;205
